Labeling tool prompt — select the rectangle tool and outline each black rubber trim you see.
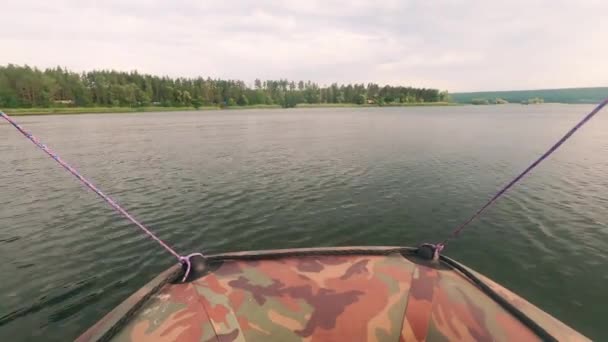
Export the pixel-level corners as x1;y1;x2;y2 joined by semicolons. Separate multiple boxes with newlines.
205;247;417;261
439;255;558;342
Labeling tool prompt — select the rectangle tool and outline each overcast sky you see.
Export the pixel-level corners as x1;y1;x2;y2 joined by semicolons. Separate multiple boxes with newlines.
2;0;607;92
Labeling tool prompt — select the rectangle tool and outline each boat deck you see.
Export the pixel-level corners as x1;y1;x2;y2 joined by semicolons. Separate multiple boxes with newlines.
77;247;587;342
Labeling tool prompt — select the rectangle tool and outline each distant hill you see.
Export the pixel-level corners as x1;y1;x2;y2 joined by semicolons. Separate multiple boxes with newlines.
451;87;608;104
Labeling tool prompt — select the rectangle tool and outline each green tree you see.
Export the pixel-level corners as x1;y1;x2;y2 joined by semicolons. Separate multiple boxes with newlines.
354;94;366;105
0;64;446;109
191;98;203;109
237;94;249;106
182;90;192;106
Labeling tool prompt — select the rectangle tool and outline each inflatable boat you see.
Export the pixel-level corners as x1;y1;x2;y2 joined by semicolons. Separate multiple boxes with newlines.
76;246;588;341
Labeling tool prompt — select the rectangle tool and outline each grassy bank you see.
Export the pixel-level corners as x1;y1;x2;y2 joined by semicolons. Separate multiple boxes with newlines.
296;102;456;108
296;103;376;108
221;104;283;110
3;102;455;116
3;104;288;116
3;106;218;116
382;102;458;107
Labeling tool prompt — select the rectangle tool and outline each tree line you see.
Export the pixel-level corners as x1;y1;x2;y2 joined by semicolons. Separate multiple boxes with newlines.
451;87;608;104
0;64;448;109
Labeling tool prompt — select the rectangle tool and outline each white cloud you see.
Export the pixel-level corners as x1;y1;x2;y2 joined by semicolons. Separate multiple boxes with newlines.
1;0;607;91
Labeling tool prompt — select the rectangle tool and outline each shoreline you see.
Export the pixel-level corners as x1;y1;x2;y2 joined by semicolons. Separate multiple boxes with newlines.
2;102;458;116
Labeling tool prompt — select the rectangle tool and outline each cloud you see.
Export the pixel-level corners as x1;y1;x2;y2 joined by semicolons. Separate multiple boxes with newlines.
1;0;607;91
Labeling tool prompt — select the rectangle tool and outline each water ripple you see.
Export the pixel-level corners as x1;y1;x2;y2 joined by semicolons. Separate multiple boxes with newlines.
1;106;607;340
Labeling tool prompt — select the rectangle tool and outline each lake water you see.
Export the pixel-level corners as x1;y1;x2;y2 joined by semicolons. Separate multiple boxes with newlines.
1;105;607;340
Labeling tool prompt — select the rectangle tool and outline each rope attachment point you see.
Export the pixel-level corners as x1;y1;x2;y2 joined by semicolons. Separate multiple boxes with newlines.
179;253;206;282
417;243;444;261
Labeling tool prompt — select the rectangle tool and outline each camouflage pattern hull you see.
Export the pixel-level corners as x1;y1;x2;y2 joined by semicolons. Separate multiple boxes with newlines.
77;246;588;341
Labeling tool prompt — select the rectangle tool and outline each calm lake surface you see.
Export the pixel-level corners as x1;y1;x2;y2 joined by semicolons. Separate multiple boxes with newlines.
1;105;607;340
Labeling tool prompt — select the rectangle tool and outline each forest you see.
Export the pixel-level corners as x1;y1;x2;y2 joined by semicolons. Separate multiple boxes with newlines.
0;65;448;109
452;87;608;104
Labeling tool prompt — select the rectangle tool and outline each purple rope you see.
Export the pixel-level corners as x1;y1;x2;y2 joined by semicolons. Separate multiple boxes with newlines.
1;112;198;280
437;97;608;249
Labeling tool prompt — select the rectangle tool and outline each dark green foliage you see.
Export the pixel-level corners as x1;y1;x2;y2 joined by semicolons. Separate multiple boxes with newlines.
439;91;450;102
452;87;608;104
354;94;366;105
0;64;444;109
283;91;300;108
191;98;203;109
237;94;249;106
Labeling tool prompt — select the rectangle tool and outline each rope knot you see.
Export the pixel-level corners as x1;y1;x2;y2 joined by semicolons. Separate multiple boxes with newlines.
179;253;205;282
